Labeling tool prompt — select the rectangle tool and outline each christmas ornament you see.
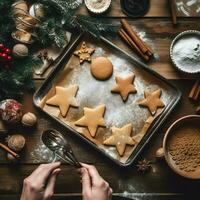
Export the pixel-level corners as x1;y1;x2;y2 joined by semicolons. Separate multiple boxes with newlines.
7;134;26;152
13;44;28;58
29;3;45;19
12;29;34;44
136;158;151;172
0;99;23;124
21;112;37;127
12;0;28;13
12;1;40;45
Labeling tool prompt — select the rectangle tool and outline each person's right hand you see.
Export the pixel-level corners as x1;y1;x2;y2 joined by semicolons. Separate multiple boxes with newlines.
79;163;113;200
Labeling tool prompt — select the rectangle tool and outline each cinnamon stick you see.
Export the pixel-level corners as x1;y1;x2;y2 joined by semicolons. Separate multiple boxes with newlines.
189;80;200;100
118;29;150;61
121;19;153;56
0;143;20;159
193;85;200;100
169;0;177;25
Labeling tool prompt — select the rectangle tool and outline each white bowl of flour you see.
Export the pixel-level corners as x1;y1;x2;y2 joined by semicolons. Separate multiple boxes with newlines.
170;30;200;74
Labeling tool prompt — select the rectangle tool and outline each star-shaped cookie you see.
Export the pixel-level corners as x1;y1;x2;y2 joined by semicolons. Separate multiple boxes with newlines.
46;85;79;117
75;105;106;137
111;73;137;101
138;89;165;115
74;41;95;64
103;123;137;157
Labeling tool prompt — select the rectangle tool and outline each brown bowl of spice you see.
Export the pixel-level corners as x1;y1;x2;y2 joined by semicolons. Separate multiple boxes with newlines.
163;115;200;179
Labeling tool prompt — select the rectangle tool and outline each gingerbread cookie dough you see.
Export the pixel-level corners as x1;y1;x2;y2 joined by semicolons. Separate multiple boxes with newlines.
138;89;165;115
103;123;137;156
74;42;95;64
75;105;106;137
90;57;113;80
111;73;137;101
46;85;79;117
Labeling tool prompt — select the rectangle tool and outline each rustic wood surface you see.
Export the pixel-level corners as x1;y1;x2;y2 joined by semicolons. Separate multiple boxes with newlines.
0;0;200;199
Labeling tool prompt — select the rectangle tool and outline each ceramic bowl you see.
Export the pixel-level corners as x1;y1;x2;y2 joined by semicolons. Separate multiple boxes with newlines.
170;30;200;74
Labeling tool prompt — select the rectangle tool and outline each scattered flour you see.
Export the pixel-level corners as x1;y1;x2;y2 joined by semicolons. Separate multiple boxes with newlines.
31;143;55;163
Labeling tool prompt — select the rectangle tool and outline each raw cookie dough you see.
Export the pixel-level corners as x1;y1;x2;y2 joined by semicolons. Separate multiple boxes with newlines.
138;89;165;115
74;41;95;64
111;73;137;101
90;57;113;80
103;123;137;157
46;85;79;117
75;105;106;137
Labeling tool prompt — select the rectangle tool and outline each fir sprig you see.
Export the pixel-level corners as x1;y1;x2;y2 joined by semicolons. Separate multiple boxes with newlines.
34;0;118;47
72;15;119;38
0;56;42;100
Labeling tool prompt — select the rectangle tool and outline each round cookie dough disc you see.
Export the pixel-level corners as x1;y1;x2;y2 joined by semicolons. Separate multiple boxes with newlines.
91;57;113;80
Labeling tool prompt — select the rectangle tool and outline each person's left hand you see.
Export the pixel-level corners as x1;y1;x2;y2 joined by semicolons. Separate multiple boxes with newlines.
20;162;61;200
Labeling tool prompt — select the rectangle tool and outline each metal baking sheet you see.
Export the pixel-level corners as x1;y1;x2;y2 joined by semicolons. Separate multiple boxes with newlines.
33;34;181;167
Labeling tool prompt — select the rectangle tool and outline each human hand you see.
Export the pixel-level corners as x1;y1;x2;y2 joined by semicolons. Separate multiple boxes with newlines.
20;162;61;200
79;163;113;200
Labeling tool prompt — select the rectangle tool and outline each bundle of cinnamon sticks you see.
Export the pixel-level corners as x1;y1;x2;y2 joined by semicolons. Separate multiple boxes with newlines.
118;19;153;61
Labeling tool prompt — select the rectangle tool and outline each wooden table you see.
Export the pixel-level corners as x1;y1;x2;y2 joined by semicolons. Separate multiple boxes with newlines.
0;1;199;199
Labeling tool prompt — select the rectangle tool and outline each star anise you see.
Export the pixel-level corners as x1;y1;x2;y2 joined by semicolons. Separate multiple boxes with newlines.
136;158;151;173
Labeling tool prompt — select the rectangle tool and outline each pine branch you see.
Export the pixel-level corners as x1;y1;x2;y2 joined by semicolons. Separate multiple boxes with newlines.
71;15;119;37
0;55;42;100
35;18;68;48
40;0;82;14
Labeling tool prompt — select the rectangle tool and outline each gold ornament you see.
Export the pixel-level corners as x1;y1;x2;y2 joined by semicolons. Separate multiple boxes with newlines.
12;0;28;13
12;29;35;44
21;112;37;127
7;135;26;152
12;1;40;44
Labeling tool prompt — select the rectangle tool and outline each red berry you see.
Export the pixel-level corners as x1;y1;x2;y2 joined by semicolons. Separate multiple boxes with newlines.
1;53;7;59
0;53;2;57
7;56;13;61
5;48;11;54
0;44;4;49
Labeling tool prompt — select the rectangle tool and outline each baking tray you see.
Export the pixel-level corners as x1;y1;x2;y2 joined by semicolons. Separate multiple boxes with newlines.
33;33;181;167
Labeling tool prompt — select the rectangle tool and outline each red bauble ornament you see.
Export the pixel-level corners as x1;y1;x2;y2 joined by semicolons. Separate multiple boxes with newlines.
0;99;23;124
